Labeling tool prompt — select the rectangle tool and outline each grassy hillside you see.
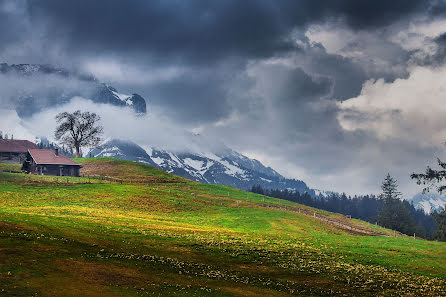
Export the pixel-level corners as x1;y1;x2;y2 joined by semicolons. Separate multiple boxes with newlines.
0;158;444;296
0;163;22;172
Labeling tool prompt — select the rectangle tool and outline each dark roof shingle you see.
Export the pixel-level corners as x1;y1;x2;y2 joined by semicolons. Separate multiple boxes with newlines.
0;139;38;153
28;149;81;166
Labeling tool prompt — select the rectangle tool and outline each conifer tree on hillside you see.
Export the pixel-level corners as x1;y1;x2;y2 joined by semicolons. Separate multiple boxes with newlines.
376;174;416;234
380;173;402;201
412;158;446;194
432;208;446;241
412;154;446;241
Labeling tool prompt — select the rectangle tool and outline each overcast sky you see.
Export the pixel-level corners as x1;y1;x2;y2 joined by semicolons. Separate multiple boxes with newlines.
1;0;446;197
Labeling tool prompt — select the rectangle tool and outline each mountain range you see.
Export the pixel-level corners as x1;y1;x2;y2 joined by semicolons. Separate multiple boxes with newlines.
90;139;313;194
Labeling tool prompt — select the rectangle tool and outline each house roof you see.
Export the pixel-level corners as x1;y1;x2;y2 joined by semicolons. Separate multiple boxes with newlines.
0;139;38;153
28;149;81;166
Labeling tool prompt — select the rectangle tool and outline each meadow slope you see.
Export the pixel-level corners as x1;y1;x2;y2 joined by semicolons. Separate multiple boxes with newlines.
0;158;445;296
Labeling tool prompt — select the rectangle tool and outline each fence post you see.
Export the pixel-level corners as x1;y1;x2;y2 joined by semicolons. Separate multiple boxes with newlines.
414;233;416;240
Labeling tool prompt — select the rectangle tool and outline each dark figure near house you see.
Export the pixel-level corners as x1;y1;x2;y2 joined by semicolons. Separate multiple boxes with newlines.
22;148;82;176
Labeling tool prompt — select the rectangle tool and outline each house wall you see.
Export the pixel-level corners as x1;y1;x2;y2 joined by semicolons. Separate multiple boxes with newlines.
34;165;80;177
0;152;27;164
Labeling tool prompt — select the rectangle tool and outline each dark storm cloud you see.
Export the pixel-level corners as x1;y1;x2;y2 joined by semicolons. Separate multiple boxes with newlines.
0;1;29;49
27;0;296;63
294;44;368;100
432;32;446;64
149;71;231;124
275;67;332;103
21;0;433;64
429;0;446;16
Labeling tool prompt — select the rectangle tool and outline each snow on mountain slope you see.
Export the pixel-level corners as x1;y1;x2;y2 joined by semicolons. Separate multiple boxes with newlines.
91;84;146;114
90;139;312;193
411;192;446;214
90;139;156;166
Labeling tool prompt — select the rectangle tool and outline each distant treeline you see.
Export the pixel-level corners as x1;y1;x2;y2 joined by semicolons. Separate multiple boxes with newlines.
251;185;438;239
37;141;75;158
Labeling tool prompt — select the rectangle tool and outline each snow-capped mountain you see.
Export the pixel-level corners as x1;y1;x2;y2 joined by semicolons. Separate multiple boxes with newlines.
94;84;146;114
90;139;312;193
0;63;146;116
411;192;446;214
313;189;337;198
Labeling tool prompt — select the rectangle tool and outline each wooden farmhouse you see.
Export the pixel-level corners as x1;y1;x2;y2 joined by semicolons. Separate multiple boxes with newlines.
0;139;38;163
23;148;82;176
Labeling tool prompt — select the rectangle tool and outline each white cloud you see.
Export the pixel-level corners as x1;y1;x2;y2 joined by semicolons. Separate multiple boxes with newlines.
390;17;446;60
0;109;35;140
305;25;357;55
338;65;446;146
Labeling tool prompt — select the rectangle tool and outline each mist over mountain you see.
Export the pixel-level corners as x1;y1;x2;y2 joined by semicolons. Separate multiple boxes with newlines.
0;63;146;116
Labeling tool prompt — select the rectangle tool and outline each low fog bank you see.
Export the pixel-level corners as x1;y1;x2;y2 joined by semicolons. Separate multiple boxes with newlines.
0;97;229;156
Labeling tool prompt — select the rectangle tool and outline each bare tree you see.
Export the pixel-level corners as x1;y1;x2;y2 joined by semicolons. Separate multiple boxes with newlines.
55;110;103;158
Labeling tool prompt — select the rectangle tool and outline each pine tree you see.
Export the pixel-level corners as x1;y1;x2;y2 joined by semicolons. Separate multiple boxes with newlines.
411;154;446;240
377;174;416;234
380;173;401;201
412;158;446;194
433;207;446;241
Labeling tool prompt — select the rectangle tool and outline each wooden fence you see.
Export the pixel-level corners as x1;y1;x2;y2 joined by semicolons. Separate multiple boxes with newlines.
81;174;123;184
0;170;123;184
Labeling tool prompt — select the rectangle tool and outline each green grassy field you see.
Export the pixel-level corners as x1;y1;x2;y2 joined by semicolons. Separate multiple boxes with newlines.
0;158;444;296
0;163;23;172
